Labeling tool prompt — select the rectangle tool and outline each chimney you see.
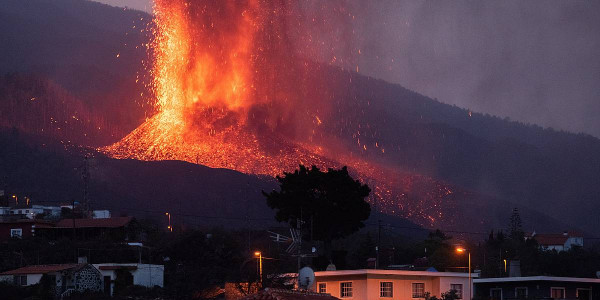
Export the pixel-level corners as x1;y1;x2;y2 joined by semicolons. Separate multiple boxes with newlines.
77;256;88;264
509;260;521;277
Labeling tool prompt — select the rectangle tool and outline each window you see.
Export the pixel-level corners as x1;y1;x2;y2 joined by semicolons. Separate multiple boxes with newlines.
14;275;27;286
380;282;393;298
412;283;425;298
318;283;327;294
577;288;592;300
551;288;565;299
515;287;528;299
10;228;22;238
341;282;353;298
451;284;463;299
490;288;503;300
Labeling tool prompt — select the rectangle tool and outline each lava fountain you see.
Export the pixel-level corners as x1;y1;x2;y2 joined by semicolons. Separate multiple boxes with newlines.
103;0;460;228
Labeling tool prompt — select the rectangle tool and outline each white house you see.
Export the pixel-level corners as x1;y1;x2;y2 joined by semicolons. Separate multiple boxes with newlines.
526;231;583;251
92;210;111;219
93;263;164;296
314;269;477;300
0;207;10;215
7;205;61;219
0;263;102;298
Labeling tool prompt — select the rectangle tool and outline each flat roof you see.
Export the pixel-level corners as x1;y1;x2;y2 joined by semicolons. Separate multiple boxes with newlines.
0;264;85;275
474;276;600;284
315;269;477;278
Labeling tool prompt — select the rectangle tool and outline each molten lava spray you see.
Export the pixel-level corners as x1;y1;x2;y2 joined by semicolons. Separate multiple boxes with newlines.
104;0;458;228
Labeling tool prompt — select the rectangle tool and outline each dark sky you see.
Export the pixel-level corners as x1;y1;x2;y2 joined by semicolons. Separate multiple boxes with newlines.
97;0;600;137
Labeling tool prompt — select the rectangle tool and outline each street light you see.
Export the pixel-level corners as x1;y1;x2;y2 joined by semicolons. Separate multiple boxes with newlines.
254;251;263;284
165;212;172;232
456;247;472;300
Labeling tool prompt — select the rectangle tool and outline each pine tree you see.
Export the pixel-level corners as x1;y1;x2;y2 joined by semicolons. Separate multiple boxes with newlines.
509;207;524;241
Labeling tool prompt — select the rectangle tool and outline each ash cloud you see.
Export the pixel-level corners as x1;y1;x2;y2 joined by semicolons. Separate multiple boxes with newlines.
344;1;600;137
108;0;600;137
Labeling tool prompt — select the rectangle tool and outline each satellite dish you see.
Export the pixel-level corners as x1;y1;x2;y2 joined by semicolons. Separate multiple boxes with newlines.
298;267;315;290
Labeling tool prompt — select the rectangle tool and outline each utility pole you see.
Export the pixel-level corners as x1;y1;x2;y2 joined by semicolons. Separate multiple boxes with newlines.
81;155;90;217
297;208;303;270
72;197;77;263
376;219;381;269
374;184;381;270
246;182;250;253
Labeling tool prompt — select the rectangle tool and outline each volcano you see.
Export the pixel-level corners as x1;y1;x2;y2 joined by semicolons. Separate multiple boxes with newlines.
99;0;468;229
2;0;599;235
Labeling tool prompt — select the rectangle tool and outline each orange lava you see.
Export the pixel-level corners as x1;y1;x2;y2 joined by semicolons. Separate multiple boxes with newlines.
102;0;459;228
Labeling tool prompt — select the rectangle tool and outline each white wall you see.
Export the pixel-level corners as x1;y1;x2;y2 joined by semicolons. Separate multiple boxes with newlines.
315;272;473;300
132;264;164;288
93;264;164;296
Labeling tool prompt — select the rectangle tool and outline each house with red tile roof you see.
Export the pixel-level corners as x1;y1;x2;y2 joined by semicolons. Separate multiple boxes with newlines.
36;216;137;241
525;231;583;251
0;217;53;241
0;263;102;298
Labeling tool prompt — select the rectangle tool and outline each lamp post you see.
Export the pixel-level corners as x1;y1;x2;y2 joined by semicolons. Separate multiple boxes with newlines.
254;251;263;284
456;247;471;300
165;212;172;232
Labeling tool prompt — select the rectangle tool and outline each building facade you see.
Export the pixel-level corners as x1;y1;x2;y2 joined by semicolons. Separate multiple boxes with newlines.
93;263;164;296
474;276;600;300
525;232;583;252
0;218;53;240
314;269;476;300
0;263;103;298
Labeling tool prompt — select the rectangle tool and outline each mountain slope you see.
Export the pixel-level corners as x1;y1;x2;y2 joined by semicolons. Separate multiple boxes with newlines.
0;0;598;235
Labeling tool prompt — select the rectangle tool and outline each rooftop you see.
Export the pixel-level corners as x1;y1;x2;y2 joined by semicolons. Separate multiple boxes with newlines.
53;216;133;228
242;288;339;300
526;231;583;246
315;269;477;278
0;264;86;275
474;276;600;284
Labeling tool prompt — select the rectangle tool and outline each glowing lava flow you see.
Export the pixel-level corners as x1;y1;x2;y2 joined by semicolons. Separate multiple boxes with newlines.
102;0;460;228
104;0;334;177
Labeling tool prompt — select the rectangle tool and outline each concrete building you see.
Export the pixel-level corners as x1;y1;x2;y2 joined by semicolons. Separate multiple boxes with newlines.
9;205;62;219
93;263;164;296
0;263;103;298
474;276;600;300
0;218;53;240
92;210;111;219
314;269;477;300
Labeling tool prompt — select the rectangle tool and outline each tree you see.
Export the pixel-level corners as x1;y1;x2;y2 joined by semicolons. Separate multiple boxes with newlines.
263;165;371;245
508;208;524;241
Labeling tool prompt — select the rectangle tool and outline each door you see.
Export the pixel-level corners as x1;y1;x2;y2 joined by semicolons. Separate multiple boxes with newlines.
104;276;111;295
577;289;591;300
491;288;503;300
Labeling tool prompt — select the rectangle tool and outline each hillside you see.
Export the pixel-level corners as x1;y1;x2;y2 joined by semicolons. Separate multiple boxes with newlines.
0;0;152;143
0;0;598;235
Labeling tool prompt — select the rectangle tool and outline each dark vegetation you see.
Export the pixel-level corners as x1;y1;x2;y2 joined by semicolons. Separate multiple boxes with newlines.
264;165;371;245
0;0;153;145
1;0;600;235
3;209;600;300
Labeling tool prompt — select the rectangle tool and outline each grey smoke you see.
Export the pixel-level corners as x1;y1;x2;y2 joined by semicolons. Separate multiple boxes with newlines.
98;0;600;137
